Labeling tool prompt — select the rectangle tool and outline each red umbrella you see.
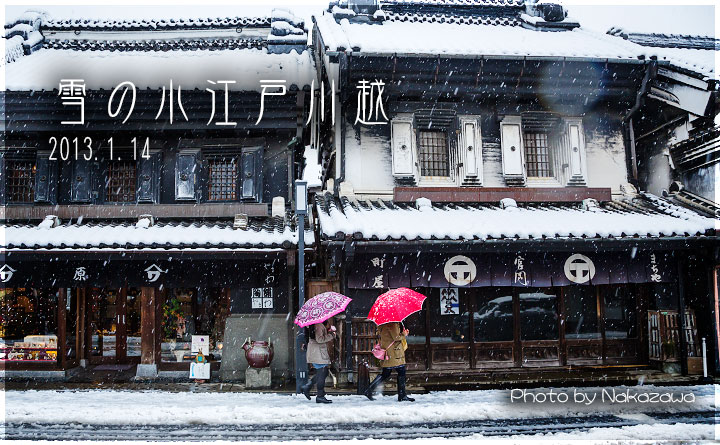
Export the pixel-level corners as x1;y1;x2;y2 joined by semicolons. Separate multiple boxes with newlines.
367;287;427;325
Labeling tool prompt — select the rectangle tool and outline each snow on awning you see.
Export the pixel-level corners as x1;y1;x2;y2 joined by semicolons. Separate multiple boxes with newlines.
315;193;717;242
315;12;645;62
1;219;314;249
3;48;315;92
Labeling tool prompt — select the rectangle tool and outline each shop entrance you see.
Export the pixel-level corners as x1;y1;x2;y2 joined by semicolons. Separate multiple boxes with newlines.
84;288;142;364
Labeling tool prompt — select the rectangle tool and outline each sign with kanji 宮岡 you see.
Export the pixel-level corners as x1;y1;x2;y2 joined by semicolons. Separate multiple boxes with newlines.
440;288;459;315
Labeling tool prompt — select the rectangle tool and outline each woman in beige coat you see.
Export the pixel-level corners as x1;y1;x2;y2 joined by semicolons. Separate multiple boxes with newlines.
364;322;415;402
301;319;336;404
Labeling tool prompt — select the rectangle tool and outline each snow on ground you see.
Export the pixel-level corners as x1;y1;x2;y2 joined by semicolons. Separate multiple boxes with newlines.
3;385;716;427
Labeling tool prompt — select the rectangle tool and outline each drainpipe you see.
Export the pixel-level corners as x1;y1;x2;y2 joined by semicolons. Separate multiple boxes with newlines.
334;52;349;197
622;60;658;185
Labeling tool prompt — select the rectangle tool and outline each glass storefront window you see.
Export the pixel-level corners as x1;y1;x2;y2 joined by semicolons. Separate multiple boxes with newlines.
564;286;600;339
427;289;469;343
161;288;228;363
603;286;636;339
0;288;59;362
89;289;119;357
474;289;514;342
126;288;141;357
519;288;558;341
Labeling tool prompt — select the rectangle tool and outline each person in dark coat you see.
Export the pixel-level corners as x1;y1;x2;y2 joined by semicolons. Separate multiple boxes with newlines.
301;318;336;404
364;322;415;402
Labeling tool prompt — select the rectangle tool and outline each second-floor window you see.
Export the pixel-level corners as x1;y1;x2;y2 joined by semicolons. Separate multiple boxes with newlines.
6;160;35;203
523;132;553;178
207;157;238;201
106;160;137;203
418;130;450;177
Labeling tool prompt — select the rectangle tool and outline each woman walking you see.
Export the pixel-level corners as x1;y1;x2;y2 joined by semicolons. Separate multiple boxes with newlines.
364;322;415;402
302;318;336;404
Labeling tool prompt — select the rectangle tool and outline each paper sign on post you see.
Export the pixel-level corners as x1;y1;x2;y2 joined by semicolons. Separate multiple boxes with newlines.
189;362;210;380
191;335;210;355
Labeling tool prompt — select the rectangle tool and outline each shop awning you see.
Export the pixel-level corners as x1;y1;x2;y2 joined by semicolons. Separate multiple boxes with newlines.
315;192;717;289
315;192;717;242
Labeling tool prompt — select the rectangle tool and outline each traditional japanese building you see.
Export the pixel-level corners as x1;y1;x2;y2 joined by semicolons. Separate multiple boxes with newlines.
608;28;720;373
1;9;315;381
310;0;719;385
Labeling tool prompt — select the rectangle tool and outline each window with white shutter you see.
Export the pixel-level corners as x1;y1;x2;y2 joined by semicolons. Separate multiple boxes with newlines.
565;118;588;186
459;116;482;186
500;116;526;186
390;118;416;180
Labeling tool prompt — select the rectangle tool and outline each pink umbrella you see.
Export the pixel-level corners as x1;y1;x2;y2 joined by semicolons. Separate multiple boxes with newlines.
367;287;427;326
294;291;352;328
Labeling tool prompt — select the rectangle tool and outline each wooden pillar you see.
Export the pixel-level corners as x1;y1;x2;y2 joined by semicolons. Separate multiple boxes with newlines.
57;288;67;370
676;259;689;375
78;288;87;362
140;287;157;365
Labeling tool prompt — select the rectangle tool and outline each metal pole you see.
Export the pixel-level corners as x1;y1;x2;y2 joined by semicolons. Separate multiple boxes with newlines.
294;181;308;393
702;337;707;378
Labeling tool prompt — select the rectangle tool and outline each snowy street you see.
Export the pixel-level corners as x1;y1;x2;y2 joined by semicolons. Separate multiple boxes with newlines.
3;385;717;441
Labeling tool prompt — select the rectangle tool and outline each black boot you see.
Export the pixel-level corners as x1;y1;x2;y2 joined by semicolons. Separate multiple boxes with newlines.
315;367;330;403
301;374;315;401
364;374;384;401
397;374;415;402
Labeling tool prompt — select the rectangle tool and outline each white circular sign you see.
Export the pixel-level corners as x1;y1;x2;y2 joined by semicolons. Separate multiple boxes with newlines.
564;254;596;284
444;255;477;286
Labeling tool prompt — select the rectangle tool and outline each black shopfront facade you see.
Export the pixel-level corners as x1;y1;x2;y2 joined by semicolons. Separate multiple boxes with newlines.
1;249;293;377
339;240;705;376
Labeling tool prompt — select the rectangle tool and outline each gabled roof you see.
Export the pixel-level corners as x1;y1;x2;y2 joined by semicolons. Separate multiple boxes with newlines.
2;218;314;250
315;192;717;242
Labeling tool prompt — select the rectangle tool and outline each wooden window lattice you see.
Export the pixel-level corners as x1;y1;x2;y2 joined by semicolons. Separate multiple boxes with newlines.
418;130;450;177
6;160;36;203
523;132;553;177
106;161;137;203
208;157;238;201
647;309;699;362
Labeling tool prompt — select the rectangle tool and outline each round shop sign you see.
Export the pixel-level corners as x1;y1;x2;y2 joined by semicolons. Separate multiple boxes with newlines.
444;255;477;286
564;254;596;284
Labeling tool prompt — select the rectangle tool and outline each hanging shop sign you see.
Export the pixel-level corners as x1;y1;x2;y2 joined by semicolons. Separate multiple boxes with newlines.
347;251;676;289
440;288;459;315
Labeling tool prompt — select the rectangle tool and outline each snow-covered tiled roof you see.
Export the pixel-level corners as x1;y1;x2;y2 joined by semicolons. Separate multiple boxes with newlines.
643;47;716;79
315;193;717;241
1;219;314;249
605;29;718;79
380;0;524;6
315;7;716;80
42;16;271;31
315;11;644;61
3;48;315;92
